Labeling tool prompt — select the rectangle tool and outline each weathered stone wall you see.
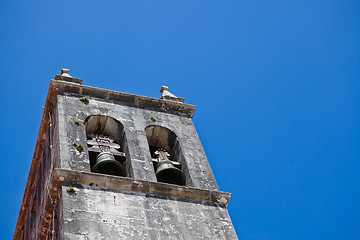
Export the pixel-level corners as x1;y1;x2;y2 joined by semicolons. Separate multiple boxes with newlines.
57;93;218;191
54;90;237;239
21;101;62;239
61;183;237;240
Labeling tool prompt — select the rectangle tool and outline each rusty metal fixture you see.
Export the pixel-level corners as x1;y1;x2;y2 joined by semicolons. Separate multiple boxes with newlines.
155;149;186;186
87;135;121;153
92;152;125;177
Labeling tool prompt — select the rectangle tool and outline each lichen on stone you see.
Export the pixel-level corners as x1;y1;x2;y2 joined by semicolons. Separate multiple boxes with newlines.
79;96;90;104
66;187;76;193
73;141;84;152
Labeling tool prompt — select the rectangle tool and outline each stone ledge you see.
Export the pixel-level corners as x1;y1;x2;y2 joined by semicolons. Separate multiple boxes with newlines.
51;80;197;118
55;168;231;207
55;75;83;85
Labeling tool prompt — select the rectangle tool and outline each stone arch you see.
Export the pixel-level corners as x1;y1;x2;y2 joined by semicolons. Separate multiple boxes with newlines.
145;125;177;158
85;115;127;177
145;125;187;186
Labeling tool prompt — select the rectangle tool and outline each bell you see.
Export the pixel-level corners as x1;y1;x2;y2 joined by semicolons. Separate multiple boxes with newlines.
92;152;125;177
155;160;186;186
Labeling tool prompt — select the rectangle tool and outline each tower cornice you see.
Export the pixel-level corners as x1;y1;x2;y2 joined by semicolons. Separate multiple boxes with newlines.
51;80;197;118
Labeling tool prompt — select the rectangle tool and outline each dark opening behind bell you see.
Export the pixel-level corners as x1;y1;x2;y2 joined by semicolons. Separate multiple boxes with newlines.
92;152;125;177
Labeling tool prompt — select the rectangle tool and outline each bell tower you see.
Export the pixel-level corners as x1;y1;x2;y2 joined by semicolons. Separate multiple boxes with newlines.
14;69;238;239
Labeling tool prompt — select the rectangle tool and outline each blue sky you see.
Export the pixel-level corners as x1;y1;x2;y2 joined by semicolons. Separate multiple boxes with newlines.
1;0;359;239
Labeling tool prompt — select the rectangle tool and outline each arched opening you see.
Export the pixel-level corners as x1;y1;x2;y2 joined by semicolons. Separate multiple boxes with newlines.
145;125;186;186
85;115;127;177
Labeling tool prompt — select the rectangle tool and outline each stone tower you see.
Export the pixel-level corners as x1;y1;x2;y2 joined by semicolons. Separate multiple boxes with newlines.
14;69;238;239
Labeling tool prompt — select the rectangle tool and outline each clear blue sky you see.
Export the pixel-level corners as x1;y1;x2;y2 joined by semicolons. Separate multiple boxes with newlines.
1;0;359;239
